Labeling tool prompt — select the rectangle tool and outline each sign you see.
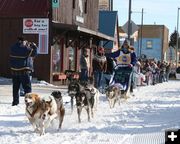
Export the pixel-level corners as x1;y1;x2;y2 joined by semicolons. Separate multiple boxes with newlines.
23;18;49;54
23;18;49;34
99;0;109;10
122;20;139;35
165;129;180;144
76;16;84;23
52;0;59;8
38;34;49;54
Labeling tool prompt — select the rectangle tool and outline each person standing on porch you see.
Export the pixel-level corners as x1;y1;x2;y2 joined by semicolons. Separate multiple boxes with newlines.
80;49;90;82
92;47;107;91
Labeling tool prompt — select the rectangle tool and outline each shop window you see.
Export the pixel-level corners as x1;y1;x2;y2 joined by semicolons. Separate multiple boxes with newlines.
84;0;87;14
73;0;76;9
68;46;76;71
146;40;153;49
52;42;61;73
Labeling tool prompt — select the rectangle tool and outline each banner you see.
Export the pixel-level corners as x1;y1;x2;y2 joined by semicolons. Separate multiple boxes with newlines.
23;18;49;54
38;34;49;54
23;18;49;34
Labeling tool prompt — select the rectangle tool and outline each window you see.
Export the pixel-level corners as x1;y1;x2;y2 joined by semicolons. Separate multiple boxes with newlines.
146;40;153;49
73;0;76;9
52;42;61;73
84;0;87;14
68;47;76;71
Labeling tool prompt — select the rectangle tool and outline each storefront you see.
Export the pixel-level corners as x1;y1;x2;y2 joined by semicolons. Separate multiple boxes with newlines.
0;0;114;84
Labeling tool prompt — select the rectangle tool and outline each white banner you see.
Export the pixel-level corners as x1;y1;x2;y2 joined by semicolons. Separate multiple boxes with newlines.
23;18;49;54
23;18;49;34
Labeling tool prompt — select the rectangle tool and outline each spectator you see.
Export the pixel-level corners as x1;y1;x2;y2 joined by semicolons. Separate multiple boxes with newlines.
92;47;107;91
80;48;90;82
19;56;35;96
165;62;171;82
10;37;37;106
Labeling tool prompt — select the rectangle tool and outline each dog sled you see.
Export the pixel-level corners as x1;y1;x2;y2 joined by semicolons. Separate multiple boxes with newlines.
109;64;133;97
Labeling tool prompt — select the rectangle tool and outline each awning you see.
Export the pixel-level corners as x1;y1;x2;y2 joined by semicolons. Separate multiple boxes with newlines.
52;21;115;42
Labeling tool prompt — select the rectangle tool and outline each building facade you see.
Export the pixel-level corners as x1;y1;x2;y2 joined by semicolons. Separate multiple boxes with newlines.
0;0;114;84
134;25;169;61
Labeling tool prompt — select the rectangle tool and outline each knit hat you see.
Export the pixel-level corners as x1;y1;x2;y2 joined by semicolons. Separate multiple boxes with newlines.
17;36;24;41
123;39;130;46
97;47;104;54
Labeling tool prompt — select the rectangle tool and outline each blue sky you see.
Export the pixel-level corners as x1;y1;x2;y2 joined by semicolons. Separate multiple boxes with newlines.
113;0;180;35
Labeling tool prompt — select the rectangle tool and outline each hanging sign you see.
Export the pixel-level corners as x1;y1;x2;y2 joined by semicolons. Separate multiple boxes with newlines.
23;18;49;34
23;18;49;54
52;0;59;8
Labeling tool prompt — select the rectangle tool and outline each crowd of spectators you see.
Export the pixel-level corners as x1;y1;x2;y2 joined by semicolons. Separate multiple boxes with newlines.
134;58;172;87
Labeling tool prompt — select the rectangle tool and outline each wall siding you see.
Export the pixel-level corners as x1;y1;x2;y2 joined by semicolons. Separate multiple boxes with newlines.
52;0;99;31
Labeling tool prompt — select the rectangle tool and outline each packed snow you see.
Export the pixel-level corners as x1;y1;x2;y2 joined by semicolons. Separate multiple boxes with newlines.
1;77;180;144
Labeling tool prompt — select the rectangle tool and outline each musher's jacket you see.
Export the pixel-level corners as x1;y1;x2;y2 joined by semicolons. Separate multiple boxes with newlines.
107;49;136;66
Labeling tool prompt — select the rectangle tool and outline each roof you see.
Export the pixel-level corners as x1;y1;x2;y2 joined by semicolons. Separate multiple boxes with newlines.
99;11;118;37
0;0;50;17
52;21;114;41
118;27;126;33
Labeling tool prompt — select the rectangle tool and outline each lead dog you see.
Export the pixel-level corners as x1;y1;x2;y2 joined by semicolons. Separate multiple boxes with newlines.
105;84;121;108
24;93;57;135
51;91;65;130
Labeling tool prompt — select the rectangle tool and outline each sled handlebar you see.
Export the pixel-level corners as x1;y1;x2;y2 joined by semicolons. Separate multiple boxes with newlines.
114;64;130;69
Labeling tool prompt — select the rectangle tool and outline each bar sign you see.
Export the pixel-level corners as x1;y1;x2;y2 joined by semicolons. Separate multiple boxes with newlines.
52;0;59;8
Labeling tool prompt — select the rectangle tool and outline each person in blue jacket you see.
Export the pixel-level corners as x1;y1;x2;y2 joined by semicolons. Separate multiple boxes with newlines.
107;39;137;93
109;40;136;67
10;37;37;106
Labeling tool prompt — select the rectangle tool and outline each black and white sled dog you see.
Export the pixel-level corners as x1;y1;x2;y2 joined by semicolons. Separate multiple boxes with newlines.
68;81;99;122
105;84;122;108
68;80;84;113
51;91;65;130
84;83;99;111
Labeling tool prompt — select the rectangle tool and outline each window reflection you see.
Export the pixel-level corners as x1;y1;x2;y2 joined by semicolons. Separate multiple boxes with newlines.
69;46;75;71
52;42;61;72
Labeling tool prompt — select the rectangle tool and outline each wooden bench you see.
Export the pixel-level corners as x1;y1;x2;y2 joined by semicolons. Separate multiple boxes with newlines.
53;73;67;85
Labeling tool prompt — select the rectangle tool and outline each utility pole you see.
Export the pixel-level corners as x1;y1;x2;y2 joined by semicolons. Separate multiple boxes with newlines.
139;8;144;57
109;0;113;11
176;8;180;68
128;0;132;43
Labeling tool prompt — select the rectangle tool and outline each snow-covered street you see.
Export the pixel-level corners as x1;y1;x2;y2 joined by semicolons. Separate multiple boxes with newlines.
1;78;180;144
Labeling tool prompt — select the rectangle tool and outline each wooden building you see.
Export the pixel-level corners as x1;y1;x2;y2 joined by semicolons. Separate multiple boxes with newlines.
0;0;114;84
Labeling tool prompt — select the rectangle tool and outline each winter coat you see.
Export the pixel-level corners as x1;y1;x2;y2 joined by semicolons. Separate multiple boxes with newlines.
92;54;107;72
105;57;116;74
107;49;137;66
80;55;90;70
10;42;37;72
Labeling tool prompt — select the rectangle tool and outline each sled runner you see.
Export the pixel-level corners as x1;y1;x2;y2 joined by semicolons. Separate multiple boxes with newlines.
109;64;133;97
